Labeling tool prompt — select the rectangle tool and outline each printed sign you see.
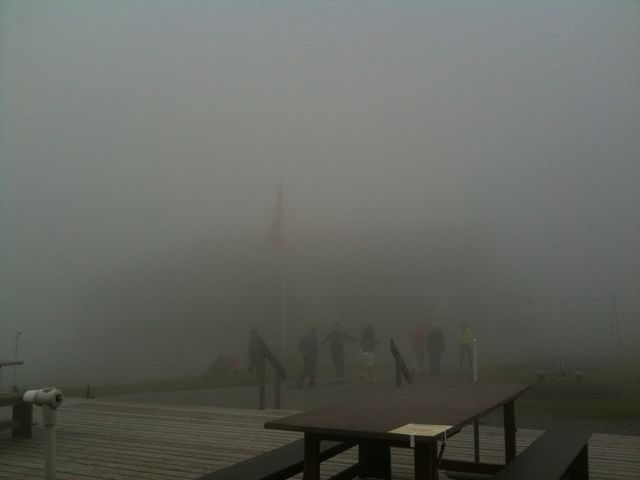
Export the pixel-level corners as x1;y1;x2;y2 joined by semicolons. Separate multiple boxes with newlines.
389;423;451;437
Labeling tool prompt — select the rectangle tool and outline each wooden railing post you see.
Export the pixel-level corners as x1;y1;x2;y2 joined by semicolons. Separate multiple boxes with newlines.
257;336;286;409
390;339;413;387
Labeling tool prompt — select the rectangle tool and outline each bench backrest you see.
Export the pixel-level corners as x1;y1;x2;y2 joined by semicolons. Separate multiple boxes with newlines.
0;393;23;407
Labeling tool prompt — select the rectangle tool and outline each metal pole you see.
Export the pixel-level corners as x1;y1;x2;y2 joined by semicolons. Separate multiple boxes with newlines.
611;297;621;357
473;337;480;462
13;330;22;390
473;338;478;383
258;357;266;410
280;248;286;356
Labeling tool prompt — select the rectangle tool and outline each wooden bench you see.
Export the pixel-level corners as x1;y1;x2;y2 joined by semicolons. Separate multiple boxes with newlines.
491;428;590;480
0;392;32;438
195;438;357;480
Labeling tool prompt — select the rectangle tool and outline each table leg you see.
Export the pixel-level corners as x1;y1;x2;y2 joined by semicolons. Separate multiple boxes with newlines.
414;440;438;480
473;420;480;463
358;441;391;480
568;444;589;480
503;401;516;463
303;433;320;480
12;402;33;438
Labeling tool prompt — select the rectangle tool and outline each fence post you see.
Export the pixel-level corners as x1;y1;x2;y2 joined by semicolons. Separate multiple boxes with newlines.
473;338;479;383
257;356;266;410
274;373;281;409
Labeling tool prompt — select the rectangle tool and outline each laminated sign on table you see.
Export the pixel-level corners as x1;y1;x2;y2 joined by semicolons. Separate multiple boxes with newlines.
389;424;451;447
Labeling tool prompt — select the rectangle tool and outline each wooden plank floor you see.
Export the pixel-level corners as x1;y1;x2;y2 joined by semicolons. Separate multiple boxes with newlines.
1;400;638;479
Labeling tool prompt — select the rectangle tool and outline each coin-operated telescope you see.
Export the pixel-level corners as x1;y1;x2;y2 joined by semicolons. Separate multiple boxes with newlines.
23;388;64;480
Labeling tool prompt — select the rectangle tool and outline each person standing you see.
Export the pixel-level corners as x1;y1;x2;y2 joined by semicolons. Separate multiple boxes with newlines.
410;323;427;376
296;327;319;387
458;321;474;368
322;322;355;378
426;322;445;377
359;325;378;383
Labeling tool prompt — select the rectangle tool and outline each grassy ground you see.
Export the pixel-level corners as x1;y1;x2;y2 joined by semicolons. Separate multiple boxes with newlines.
477;357;640;423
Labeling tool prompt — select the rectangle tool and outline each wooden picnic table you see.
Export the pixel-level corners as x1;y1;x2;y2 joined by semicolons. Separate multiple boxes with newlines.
265;381;530;480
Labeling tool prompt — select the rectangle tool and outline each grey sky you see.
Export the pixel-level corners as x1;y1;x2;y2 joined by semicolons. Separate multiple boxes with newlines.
1;1;638;384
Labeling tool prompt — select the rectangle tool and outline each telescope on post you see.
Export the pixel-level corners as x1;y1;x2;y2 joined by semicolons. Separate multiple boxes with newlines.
23;388;64;480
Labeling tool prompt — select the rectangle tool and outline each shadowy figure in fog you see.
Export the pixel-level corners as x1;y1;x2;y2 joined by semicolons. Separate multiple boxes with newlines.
410;322;427;376
247;329;262;374
297;327;319;387
426;322;445;377
359;325;378;383
322;322;355;378
458;321;474;368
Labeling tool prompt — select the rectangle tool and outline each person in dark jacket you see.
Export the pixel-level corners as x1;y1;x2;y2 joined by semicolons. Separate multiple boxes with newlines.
426;322;445;377
296;327;319;387
322;322;355;378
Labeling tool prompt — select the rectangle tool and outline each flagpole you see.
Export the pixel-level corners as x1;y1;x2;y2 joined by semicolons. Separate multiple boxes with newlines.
280;246;286;356
270;177;286;357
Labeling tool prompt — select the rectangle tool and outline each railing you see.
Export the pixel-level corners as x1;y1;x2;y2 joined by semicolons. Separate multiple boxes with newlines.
389;339;412;387
255;336;286;410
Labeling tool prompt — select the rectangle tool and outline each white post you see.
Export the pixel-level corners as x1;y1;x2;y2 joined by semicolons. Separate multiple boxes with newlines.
22;388;63;480
43;406;57;480
473;338;479;383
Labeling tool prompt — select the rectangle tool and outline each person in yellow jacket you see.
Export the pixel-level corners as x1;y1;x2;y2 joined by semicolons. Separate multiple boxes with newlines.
458;321;474;368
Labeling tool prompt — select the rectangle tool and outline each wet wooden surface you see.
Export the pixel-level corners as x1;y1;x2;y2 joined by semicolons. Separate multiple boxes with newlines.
265;382;530;441
1;399;638;479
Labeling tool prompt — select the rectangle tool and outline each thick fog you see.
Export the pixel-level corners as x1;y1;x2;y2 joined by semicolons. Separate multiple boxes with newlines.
1;1;638;387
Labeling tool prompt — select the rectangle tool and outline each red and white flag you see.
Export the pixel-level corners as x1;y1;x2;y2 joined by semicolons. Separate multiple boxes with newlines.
269;182;284;248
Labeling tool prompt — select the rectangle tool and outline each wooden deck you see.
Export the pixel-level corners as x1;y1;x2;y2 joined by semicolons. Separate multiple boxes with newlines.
1;400;638;479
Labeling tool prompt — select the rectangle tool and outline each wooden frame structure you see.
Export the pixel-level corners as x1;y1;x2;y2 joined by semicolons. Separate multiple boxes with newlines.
255;336;286;410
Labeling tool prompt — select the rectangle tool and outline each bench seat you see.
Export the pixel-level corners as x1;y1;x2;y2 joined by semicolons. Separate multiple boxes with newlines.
195;438;356;480
492;429;591;480
0;392;32;438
